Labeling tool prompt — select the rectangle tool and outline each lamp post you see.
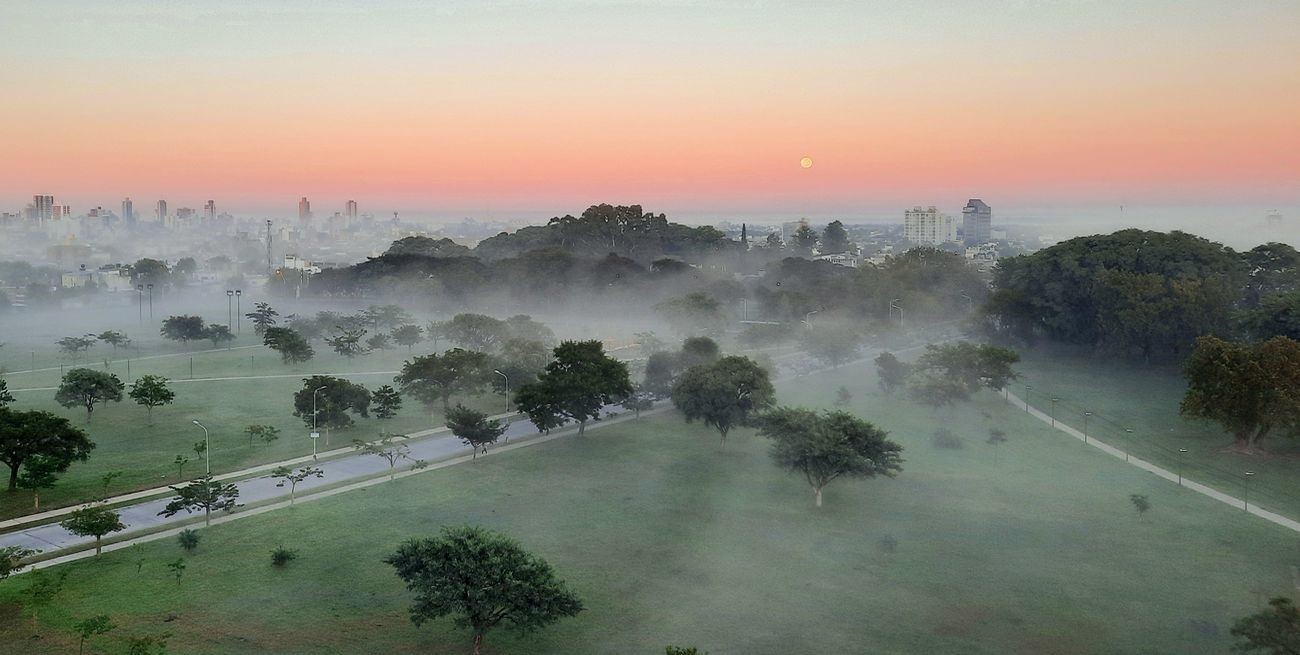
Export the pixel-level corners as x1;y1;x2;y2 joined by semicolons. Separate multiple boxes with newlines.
146;283;154;321
136;284;144;324
191;420;211;475
1244;471;1255;511
1083;411;1092;444
1177;448;1188;486
235;289;242;333
803;310;819;327
311;385;327;459
959;293;973;311
1050;397;1059;427
1024;384;1031;412
1124;428;1134;462
493;369;509;412
889;299;903;325
226;289;234;330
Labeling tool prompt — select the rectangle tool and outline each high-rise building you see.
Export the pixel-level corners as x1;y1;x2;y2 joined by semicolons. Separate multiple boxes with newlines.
156;199;168;223
298;197;312;221
961;199;992;245
33;195;54;222
345;199;358;220
203;200;216;222
903;206;956;245
122;197;135;226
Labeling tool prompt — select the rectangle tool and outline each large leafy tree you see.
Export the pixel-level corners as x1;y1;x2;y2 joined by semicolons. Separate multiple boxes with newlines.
246;302;279;336
1231;596;1300;654
128;375;175;425
57;335;97;358
654;292;725;337
60;503;125;555
820;220;851;254
385;525;584;655
391;324;424;350
670;355;775;446
874;352;910;394
493;338;552;394
158;474;240;526
800;323;862;368
446;405;507;459
263;327;315;364
325;326;370;359
642;351;679;398
0;408;94;491
55;368;125;421
395;349;492;413
371;385;403;419
1181;336;1300;453
17;455;61;509
97;330;130;352
445;313;509;352
159;315;207;346
910;341;1020;396
292;375;371;431
757;407;903;507
677;336;720;370
205;324;235;349
791;223;819;256
515;340;632;436
0;379;13;408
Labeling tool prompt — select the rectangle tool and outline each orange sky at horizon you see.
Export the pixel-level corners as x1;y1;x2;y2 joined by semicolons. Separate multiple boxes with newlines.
1;1;1297;217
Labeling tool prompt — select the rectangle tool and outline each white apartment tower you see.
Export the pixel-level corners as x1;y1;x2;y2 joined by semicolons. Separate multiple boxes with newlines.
903;206;957;245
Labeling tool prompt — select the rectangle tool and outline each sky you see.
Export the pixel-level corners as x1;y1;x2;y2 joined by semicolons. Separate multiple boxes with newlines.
1;0;1298;229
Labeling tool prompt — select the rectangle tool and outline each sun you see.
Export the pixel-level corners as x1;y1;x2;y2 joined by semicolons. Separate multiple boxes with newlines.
799;156;814;169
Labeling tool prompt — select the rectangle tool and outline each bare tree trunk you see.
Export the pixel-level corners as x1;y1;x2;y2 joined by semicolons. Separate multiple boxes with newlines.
578;420;586;436
473;634;483;655
815;487;823;508
95;536;102;556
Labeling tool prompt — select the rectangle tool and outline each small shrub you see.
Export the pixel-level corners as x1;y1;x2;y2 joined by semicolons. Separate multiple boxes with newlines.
666;648;706;655
270;545;299;567
879;535;898;554
833;386;852;406
987;429;1007;445
931;429;963;450
177;529;200;552
1129;494;1151;520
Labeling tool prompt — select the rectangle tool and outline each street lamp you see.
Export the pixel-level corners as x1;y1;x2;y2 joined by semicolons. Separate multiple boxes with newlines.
1024;384;1032;412
311;385;327;459
146;283;154;321
1050;397;1059;427
1177;448;1188;486
1083;411;1092;444
889;299;904;325
235;289;242;333
803;310;819;327
1244;471;1255;511
493;370;510;412
959;293;973;311
136;284;144;324
1124;428;1134;462
226;290;234;330
192;420;211;475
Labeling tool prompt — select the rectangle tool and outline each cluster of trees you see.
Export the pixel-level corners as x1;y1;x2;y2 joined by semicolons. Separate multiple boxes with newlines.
159;315;235;349
874;342;1021;410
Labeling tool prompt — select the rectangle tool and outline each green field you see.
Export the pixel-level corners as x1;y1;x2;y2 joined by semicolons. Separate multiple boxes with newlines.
0;340;502;519
0;359;1293;654
1014;349;1300;519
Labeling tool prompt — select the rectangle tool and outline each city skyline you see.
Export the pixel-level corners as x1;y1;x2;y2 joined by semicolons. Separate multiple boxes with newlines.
1;0;1297;220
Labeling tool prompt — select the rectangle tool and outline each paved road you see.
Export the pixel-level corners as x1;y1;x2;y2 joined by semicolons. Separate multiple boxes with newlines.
0;414;554;552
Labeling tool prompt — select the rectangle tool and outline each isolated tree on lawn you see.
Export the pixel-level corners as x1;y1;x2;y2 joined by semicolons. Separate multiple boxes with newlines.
205;324;235;349
271;465;323;504
515;340;632;436
642;351;678;398
1231;596;1300;654
158;474;240;527
677;336;720;370
57;335;97;358
1180;335;1300;453
391;324;424;350
292;375;371;434
55;368;125;421
621;387;655;419
20;569;67;632
444;313;509;353
446;405;507;459
159;315;208;347
670;356;775;446
907;373;970;410
395;349;492;413
246;301;279;336
97;330;130;353
353;433;412;480
128;375;174;425
263;326;315;364
0;408;95;491
912;341;1021;395
60;503;125;555
385;525;584;655
74;614;116;655
0;380;13;408
757;407;904;507
326;326;370;359
0;546;36;580
371;385;403;419
874;352;910;394
800;323;862;368
17;455;61;509
244;424;280;446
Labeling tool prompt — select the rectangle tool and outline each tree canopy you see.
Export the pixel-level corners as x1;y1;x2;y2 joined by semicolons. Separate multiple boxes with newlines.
670;355;775;445
0;408;94;491
293;375;371;430
757;407;903;507
515;340;632;435
55;368;125;421
1181;336;1300;453
395;349;492;412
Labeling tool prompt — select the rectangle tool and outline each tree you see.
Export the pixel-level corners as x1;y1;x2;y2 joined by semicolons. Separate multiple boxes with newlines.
173;455;190;479
271;465;323;504
0;546;37;580
515;340;632;436
55;368;125;421
97;330;130;353
60;503;125;555
57;335;97;357
366;332;393;351
371;385;402;420
293;375;371;432
75;614;116;655
667;648;707;655
353;433;412;480
622;389;655;418
445;405;507;459
800;324;862;368
205;324;235;349
326;326;370;359
244;424;280;446
643;351;678;398
834;386;852;407
907;373;969;410
0;379;13;408
791;222;819;256
158;475;240;526
1181;336;1300;453
1129;494;1151;520
912;341;1020;395
874;352;910;394
391;324;424;350
1231;596;1300;654
0;408;94;491
757;407;903;507
670;356;775;446
17;455;60;509
445;313;509;352
128;375;174;425
159;315;207;346
263;326;314;364
246;302;279;336
19;569;67;632
678;336;720;370
177;528;200;552
395;349;492;413
130;258;169;287
654;292;725;337
820;220;851;254
385;525;584;655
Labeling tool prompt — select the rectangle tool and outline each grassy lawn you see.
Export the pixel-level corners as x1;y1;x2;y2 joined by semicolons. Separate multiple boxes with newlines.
0;359;1295;654
0;342;502;519
1014;349;1300;519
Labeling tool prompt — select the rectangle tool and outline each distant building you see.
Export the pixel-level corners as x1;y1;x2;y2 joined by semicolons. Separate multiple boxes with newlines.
33;195;54;223
298;197;312;221
961;199;992;245
345;200;358;220
122;197;134;226
903;206;956;245
203;200;216;222
813;252;859;268
155;199;168;223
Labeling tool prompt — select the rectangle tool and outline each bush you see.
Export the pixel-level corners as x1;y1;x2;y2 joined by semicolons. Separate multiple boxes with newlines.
931;429;964;449
270;545;299;567
879;535;898;553
177;529;200;552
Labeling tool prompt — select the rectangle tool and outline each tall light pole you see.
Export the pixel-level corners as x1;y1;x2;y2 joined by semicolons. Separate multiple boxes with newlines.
493;370;509;412
889;299;904;325
136;284;144;324
803;310;819;327
1083;411;1092;444
1123;428;1134;462
1024;384;1031;412
959;293;973;311
235;289;242;333
1177;448;1188;486
226;290;234;330
311;385;327;460
146;283;154;321
192;420;211;475
1244;471;1255;511
1050;397;1059;427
